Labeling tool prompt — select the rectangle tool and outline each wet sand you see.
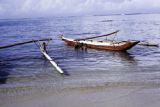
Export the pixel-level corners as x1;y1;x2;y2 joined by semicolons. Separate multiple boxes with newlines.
1;82;160;107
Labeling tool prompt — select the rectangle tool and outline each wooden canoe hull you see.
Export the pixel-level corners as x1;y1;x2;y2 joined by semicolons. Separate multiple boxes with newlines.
62;37;140;51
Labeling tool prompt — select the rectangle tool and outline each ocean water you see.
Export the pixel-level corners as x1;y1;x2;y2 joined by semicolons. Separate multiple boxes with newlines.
0;14;160;98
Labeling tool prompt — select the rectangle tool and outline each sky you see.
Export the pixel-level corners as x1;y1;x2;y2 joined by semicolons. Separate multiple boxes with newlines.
0;0;160;19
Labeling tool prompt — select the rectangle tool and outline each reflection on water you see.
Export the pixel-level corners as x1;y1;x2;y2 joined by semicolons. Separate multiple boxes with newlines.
111;51;135;63
0;59;10;84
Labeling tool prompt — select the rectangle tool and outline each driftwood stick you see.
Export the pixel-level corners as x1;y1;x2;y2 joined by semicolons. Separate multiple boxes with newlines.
0;38;52;49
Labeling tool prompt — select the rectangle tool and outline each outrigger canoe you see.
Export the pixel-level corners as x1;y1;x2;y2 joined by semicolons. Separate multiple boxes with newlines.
61;36;140;51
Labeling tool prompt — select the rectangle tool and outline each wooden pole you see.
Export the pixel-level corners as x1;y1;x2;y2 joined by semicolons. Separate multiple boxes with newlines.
75;30;119;41
138;42;159;47
39;45;64;74
0;38;52;49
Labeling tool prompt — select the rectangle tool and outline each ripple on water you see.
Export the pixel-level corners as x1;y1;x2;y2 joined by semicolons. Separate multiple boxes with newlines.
0;14;160;93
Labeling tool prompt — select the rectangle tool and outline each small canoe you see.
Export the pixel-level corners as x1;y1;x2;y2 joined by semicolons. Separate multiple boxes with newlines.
61;36;140;51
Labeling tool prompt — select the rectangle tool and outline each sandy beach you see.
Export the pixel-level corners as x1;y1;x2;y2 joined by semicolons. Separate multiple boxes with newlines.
1;81;160;107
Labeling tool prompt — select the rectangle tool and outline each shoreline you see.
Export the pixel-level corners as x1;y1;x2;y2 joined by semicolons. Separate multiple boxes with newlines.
1;81;160;107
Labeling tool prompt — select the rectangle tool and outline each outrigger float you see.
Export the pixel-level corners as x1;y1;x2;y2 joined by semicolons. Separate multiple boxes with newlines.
61;30;140;51
0;38;64;74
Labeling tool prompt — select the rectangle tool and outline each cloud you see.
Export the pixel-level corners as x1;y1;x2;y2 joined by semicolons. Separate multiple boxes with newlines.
0;0;160;19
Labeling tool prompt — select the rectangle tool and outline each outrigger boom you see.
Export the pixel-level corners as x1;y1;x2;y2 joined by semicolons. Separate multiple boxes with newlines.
75;30;119;41
0;38;52;49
